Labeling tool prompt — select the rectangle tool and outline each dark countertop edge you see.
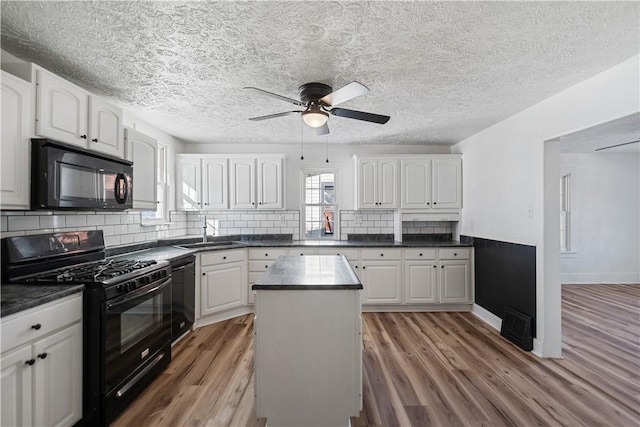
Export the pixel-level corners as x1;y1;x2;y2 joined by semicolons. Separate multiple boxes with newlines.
1;284;84;318
252;284;363;290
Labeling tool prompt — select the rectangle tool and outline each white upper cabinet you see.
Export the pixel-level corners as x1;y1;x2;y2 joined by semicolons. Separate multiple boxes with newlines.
176;156;229;210
355;157;398;209
36;68;124;157
176;156;203;210
230;158;256;209
401;156;462;210
125;128;158;210
230;156;284;210
401;159;432;209
257;158;283;209
1;71;31;209
432;158;462;209
88;96;124;157
203;158;228;209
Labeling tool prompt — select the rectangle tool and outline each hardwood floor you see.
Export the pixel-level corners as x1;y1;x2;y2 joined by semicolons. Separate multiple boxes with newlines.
113;285;640;426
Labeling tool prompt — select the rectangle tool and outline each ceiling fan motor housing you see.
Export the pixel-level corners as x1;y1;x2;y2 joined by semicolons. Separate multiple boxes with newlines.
299;82;333;103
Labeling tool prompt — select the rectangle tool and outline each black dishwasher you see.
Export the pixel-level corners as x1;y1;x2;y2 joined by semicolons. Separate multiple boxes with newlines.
170;254;195;342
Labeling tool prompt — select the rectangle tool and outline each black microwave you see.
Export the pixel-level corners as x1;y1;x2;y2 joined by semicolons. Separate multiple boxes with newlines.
31;139;133;210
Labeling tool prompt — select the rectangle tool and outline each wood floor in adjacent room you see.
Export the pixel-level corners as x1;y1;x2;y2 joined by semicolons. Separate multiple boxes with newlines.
113;284;640;427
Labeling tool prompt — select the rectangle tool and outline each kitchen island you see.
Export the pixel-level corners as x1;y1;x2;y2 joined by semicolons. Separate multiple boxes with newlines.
252;255;363;427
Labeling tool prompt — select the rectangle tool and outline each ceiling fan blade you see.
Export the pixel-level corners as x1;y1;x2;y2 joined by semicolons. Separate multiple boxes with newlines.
315;123;330;136
330;108;390;124
248;111;302;121
243;87;305;106
319;81;369;106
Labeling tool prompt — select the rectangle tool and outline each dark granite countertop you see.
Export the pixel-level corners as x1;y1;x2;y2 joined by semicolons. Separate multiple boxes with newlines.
1;284;84;318
253;255;362;290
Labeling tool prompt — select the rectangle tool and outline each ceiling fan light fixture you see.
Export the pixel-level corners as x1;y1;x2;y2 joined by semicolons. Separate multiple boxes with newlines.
301;107;329;128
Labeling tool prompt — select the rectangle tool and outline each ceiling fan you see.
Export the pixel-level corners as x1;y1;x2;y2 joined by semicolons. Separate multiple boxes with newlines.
243;81;390;135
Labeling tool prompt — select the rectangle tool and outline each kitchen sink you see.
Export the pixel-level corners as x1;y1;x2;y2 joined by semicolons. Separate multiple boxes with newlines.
178;241;237;249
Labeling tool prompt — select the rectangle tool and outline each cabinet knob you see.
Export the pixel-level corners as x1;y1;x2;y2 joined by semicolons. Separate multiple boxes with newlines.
441;265;444;268
427;202;430;205
265;253;268;256
362;266;366;269
156;201;160;204
434;202;437;205
265;265;268;269
31;323;42;330
259;202;262;205
80;134;87;139
433;265;437;268
454;253;457;256
419;253;423;256
223;256;226;260
252;202;255;205
202;273;206;276
204;202;209;206
37;353;47;359
380;253;384;257
25;359;35;366
91;138;98;142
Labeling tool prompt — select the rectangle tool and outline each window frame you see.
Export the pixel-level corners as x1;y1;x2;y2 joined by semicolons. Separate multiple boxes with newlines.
300;168;339;241
140;143;169;226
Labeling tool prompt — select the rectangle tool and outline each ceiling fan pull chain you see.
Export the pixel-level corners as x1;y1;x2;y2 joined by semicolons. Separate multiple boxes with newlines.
300;122;304;160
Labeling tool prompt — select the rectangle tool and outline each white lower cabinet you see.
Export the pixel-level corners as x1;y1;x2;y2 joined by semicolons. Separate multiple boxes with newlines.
1;294;83;427
247;248;289;304
439;260;471;303
199;250;247;316
360;249;402;304
404;261;438;303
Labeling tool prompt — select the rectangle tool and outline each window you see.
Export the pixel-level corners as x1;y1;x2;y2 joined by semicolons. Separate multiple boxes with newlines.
141;144;168;224
303;171;336;240
560;173;571;252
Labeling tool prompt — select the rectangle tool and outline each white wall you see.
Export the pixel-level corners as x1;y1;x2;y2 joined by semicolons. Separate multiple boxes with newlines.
560;153;640;283
453;55;640;357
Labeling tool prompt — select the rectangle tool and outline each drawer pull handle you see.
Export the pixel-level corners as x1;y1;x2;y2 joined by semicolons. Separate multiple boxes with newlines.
37;353;47;359
25;359;35;366
31;323;42;330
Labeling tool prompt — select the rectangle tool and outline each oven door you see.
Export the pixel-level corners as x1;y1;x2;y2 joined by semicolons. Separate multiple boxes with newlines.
104;276;171;392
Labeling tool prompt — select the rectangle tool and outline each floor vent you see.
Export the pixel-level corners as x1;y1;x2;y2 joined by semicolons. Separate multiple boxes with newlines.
501;306;533;351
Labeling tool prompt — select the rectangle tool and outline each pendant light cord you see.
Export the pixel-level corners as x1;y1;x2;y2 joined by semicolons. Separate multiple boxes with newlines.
300;122;304;160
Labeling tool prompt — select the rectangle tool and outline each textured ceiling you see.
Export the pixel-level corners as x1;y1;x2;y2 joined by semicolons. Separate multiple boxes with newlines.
1;1;639;145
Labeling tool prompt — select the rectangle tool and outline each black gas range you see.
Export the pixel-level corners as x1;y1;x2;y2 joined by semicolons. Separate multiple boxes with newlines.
2;231;172;426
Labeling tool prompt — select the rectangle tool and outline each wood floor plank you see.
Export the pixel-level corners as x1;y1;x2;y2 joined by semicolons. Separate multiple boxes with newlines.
113;284;640;427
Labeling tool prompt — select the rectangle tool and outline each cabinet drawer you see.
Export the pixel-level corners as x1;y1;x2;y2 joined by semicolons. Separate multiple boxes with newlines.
200;249;245;266
1;293;82;353
248;272;264;283
248;248;289;260
361;248;402;260
404;248;437;260
316;248;359;261
439;248;470;260
290;248;318;256
249;259;278;272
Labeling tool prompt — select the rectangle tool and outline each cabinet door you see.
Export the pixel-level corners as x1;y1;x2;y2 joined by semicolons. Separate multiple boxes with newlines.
401;159;431;209
377;159;398;208
230;158;256;209
203;158;228;209
1;345;33;427
125;128;158;210
35;69;88;147
257;158;283;209
1;72;31;209
432;158;462;209
360;261;402;304
33;323;82;427
177;157;202;210
201;262;247;315
88;96;124;158
439;260;471;303
356;158;377;209
404;261;438;303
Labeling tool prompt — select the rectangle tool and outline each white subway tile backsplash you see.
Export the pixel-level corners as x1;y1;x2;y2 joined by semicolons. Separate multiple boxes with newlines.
105;215;121;225
39;215;66;229
127;224;141;234
65;215;87;227
105;235;121;246
86;215;105;226
120;234;135;245
8;216;40;231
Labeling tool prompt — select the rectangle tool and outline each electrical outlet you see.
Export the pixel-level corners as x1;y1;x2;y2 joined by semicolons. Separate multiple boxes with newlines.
527;205;534;219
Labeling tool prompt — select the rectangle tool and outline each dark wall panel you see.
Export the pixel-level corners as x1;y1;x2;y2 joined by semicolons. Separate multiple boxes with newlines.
467;236;536;337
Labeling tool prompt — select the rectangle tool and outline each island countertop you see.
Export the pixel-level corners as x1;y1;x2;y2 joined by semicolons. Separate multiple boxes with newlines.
252;255;362;290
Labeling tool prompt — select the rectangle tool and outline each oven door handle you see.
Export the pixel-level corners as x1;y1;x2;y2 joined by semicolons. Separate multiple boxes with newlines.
106;278;171;310
172;262;194;272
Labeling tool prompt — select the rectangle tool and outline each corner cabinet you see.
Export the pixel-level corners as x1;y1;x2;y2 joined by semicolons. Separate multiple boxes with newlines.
1;294;83;427
198;250;247;316
125;127;158;210
401;156;462;210
355;157;398;209
1;71;31;209
35;68;124;158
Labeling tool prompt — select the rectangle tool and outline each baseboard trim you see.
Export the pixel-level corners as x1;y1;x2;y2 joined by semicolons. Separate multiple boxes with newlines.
471;303;502;331
362;304;472;312
561;272;640;284
194;306;253;329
